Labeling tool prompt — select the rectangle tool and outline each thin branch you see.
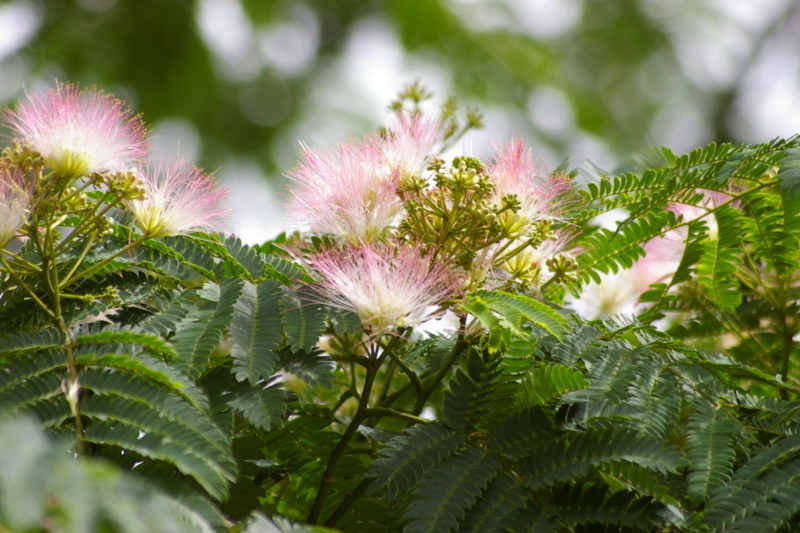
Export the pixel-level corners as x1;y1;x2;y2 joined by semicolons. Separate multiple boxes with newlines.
323;478;374;528
307;361;379;524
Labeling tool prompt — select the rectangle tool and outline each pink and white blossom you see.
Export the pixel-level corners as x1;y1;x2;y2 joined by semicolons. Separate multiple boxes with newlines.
0;166;31;247
640;191;730;285
310;244;461;331
381;113;442;181
125;157;230;238
4;83;148;178
567;191;731;321
488;139;570;223
286;138;403;243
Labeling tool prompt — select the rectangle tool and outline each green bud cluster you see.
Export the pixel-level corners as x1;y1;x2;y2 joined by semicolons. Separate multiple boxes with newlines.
396;155;566;292
1;141;44;173
546;253;578;283
105;170;147;201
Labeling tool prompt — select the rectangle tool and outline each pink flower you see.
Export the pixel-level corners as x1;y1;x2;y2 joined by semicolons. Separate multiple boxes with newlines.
286;138;403;243
286;113;443;243
488;139;570;224
0;165;31;247
125;157;230;238
381;113;442;182
3;83;148;178
567;190;731;321
641;191;730;284
309;244;461;331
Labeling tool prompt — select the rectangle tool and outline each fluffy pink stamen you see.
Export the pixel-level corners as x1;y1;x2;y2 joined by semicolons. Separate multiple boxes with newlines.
310;244;461;331
4;83;148;176
286;137;402;243
382;112;442;179
125;156;230;238
488;139;571;220
0;165;31;246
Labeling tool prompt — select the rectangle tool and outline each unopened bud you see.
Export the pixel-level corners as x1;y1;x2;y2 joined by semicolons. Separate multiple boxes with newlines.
546;253;578;282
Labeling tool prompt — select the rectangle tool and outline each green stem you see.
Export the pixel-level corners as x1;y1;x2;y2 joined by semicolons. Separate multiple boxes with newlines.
59;234;147;288
307;360;380;524
374;359;398;407
412;316;469;417
437;188;462;246
59;173;101;205
55;191;118;254
0;249;42;275
41;220;84;454
330;354;370;367
365;408;429;425
307;332;407;524
323;478;375;528
387;350;423;396
0;256;53;317
379;369;432;408
59;234;97;287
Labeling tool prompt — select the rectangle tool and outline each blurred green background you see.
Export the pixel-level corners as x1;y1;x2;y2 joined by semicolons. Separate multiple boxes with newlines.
2;0;799;242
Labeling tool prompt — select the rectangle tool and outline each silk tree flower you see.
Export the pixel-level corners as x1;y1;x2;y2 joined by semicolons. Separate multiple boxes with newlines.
0;165;31;247
487;139;571;228
566;269;651;321
567;191;730;321
381;113;442;183
287;138;403;243
3;83;148;178
309;244;461;332
125;157;230;238
640;191;729;285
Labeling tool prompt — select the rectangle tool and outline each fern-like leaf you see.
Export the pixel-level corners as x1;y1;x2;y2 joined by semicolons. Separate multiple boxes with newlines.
777;144;800;199
488;407;556;460
695;205;742;311
514;364;590;408
173;278;244;378
597;461;680;507
73;329;178;360
227;382;287;431
520;427;687;489
79;367;235;500
282;290;326;354
686;398;737;503
548;484;667;531
0;328;65;356
366;422;465;501
461;299;508;353
403;446;501;533
442;349;503;431
229;280;283;385
702;433;800;532
460;472;530;532
473;290;568;340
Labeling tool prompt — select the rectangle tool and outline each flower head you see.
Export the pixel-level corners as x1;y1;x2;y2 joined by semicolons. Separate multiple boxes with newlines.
125;157;230;238
381;112;442;183
0;165;31;247
4;83;148;178
286;138;403;243
566;269;650;321
310;244;461;332
641;191;729;284
488;139;570;224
